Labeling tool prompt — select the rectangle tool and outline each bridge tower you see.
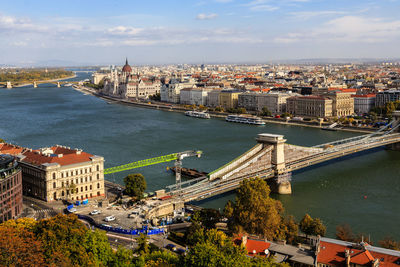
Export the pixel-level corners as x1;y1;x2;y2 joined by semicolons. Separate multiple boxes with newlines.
57;82;61;88
256;134;292;194
33;81;37;88
388;111;400;150
6;81;12;89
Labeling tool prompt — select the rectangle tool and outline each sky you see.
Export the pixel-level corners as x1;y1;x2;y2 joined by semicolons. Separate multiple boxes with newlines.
1;0;400;65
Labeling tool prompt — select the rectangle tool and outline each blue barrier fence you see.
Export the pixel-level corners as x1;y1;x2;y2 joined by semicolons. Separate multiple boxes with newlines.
77;214;164;236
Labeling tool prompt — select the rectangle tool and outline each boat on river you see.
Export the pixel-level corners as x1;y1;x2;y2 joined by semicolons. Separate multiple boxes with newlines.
185;111;211;119
226;115;265;125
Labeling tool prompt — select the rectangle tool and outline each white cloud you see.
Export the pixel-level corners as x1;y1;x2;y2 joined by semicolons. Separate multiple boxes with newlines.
196;13;218;20
107;26;143;35
289;10;348;20
274;16;400;43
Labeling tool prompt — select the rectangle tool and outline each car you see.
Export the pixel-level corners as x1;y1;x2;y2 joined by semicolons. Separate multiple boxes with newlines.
104;215;116;222
68;208;77;213
176;248;186;255
90;210;101;215
165;244;176;251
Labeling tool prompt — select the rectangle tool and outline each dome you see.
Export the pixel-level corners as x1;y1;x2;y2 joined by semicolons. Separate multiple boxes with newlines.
122;58;132;73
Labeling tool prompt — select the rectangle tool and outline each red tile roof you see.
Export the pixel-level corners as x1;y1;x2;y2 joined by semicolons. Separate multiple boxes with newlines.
233;236;271;256
21;147;94;167
318;239;400;267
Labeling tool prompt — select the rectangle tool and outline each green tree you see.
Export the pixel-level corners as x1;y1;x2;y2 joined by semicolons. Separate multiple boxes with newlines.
227;178;287;240
215;106;225;112
237;107;247;114
111;246;135;267
0;138;4;143
135;233;150;255
192;208;221;230
261;107;272;117
223;200;234;218
299;214;326;237
124;173;147;199
185;222;205;246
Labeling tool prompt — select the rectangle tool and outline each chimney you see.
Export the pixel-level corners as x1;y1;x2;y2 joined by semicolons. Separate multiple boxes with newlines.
345;249;351;267
241;235;247;246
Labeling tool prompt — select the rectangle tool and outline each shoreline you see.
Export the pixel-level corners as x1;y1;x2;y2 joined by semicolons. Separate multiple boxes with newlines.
13;73;78;88
72;85;375;134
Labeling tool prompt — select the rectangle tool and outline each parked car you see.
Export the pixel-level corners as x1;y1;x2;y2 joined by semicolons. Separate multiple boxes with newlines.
176;248;186;255
90;210;101;215
104;215;116;222
165;244;177;251
68;208;77;213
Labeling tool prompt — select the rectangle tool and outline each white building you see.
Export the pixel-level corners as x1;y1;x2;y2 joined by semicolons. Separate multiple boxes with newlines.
207;90;222;107
238;92;297;114
352;94;376;114
160;80;197;103
180;88;211;105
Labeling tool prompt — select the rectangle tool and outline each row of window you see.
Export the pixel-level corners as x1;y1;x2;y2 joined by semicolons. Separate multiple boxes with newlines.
54;173;101;189
53;165;101;179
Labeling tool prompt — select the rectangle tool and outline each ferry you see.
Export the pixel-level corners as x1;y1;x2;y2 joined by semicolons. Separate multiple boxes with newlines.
226;115;265;125
185;111;211;119
64;83;73;87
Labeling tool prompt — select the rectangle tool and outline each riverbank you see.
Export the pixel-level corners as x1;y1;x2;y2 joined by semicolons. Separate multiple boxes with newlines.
73;85;375;134
13;73;77;87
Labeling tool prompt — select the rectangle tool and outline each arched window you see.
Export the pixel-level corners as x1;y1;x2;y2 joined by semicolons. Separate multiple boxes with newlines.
53;173;56;179
96;165;99;171
53;182;56;189
97;174;100;180
97;183;100;189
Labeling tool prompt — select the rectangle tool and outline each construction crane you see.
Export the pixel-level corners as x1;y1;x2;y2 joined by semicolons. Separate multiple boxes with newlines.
103;150;202;193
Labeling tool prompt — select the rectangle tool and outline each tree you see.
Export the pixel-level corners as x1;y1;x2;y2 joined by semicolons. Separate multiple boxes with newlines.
300;214;326;237
227;178;287;240
379;237;400;251
237;107;247;114
261;107;272;117
135;233;150;255
223;200;234;218
0;226;45;267
336;224;355;242
215;106;224;112
184;229;252;267
124;173;147;199
192;208;221;230
0;138;4;143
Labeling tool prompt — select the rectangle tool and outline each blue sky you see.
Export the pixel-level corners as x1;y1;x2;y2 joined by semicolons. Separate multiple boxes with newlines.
1;0;400;65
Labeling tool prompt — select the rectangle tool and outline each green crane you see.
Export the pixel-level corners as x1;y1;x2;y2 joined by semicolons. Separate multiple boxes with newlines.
103;150;203;175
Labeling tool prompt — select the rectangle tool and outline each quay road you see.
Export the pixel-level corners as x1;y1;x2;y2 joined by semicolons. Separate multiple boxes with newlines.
170;132;400;202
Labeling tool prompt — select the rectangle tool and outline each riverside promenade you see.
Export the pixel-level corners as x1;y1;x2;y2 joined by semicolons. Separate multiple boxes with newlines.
73;85;374;134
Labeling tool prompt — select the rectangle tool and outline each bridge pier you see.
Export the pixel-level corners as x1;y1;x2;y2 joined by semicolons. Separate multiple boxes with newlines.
33;81;37;88
57;82;61;88
6;81;12;89
256;134;292;194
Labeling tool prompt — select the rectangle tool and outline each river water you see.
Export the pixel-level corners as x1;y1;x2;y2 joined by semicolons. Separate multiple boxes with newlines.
1;72;399;241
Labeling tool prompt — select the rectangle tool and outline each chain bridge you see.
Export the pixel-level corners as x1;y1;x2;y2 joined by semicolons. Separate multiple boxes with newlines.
166;111;400;202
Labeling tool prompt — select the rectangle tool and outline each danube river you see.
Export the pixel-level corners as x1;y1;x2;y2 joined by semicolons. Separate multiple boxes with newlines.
1;72;399;241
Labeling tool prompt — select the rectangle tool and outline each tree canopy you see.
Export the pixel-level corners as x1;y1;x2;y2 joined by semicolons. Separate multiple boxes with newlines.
124;173;147;199
299;214;326;237
226;177;296;241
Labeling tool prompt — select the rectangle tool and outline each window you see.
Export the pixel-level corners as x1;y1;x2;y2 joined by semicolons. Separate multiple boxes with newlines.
75;188;78;194
90;185;92;190
62;191;65;197
62;182;64;187
96;165;99;171
80;177;83;183
90;193;92;198
76;179;78;184
97;191;100;196
85;186;87;191
80;169;83;174
53;173;56;179
97;183;100;189
85;177;88;182
81;187;83;192
97;174;99;180
53;182;56;189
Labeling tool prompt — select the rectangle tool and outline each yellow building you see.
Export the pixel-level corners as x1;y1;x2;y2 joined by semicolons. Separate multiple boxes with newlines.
218;90;241;110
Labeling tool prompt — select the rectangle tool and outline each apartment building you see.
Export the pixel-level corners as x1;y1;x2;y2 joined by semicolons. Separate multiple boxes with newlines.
287;96;333;118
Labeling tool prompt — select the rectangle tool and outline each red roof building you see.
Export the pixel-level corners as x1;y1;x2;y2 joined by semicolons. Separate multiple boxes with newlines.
317;237;400;267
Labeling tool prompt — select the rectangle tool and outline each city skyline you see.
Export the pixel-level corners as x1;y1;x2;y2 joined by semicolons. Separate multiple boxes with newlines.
1;0;400;66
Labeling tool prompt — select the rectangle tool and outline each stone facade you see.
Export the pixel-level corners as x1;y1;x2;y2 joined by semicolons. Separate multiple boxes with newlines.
323;91;354;117
352;94;376;114
287;96;333;118
219;90;241;110
0;143;105;202
238;92;295;114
